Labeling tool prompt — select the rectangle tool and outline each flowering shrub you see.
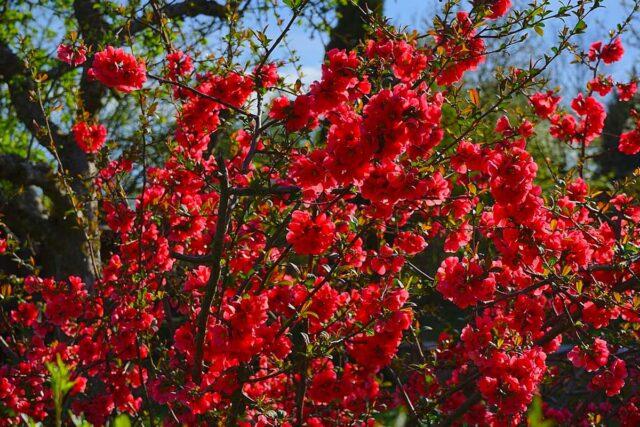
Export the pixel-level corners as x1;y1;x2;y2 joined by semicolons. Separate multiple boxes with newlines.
2;0;640;426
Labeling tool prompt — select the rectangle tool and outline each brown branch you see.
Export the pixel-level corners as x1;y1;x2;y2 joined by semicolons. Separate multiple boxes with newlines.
614;276;640;292
242;0;307;172
0;154;54;190
230;185;300;196
387;367;424;425
171;251;214;263
0;42;68;153
129;0;228;35
436;392;481;427
192;154;231;384
292;320;309;427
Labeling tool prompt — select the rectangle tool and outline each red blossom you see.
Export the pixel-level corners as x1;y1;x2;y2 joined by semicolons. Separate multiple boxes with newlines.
72;121;107;153
619;128;640;155
436;257;496;308
89;46;147;92
57;43;87;66
286;210;335;255
567;338;610;372
530;91;560;119
166;50;193;79
3;9;640;426
591;358;627;397
617;81;637;101
588;38;625;64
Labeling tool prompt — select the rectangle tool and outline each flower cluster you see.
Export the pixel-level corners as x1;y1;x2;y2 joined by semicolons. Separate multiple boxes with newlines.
3;3;640;426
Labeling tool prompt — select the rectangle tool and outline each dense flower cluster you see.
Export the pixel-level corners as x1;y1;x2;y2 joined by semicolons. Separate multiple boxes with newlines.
2;2;640;426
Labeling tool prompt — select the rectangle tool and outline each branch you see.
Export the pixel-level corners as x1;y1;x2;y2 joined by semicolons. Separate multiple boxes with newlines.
614;276;640;292
170;251;214;263
242;0;307;173
148;73;257;118
0;187;52;239
192;154;231;384
230;185;300;196
387;367;424;426
129;0;228;35
436;392;481;427
0;42;68;153
0;154;54;190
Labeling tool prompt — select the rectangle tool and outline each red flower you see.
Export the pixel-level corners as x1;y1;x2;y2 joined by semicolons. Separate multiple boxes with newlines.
588;76;613;96
436;257;496;308
617;81;637;101
476;0;512;19
567;177;588;201
582;301;619;329
57;43;87;66
591;358;627;397
443;221;472;253
286;211;335;255
394;231;427;255
619;128;640;155
567;338;609;372
11;302;39;327
434;12;486;86
530;91;560;118
568;93;606;145
589;38;624;64
269;95;318;132
477;348;547;416
165;50;193;79
253;63;279;88
72;121;107;153
89;46;147;92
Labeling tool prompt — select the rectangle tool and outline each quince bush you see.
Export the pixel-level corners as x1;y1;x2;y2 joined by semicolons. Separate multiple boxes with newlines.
2;1;640;425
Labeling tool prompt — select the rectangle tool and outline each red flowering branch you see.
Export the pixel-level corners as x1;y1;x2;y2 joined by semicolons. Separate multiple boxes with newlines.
148;73;257;118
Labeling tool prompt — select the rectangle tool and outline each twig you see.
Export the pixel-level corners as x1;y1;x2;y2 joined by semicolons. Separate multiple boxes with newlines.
242;0;308;172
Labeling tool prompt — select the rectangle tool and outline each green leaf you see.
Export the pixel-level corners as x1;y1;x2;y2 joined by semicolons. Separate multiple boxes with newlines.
113;414;131;427
527;395;555;427
283;0;304;8
46;354;76;427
